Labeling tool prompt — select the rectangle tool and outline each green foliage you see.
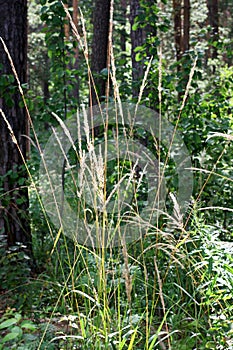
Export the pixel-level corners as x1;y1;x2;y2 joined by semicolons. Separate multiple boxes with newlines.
0;243;31;292
181;66;233;232
0;308;58;350
0;310;36;350
0;1;232;349
190;223;233;349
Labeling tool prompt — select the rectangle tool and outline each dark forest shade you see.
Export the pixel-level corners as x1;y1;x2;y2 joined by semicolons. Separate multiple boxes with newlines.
0;0;32;252
207;0;219;59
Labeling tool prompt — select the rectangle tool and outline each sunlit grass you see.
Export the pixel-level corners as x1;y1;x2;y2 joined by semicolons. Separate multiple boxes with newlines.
0;4;232;350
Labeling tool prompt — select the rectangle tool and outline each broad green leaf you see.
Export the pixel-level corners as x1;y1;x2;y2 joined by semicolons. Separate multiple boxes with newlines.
0;318;18;330
0;332;19;343
11;326;23;337
21;321;37;331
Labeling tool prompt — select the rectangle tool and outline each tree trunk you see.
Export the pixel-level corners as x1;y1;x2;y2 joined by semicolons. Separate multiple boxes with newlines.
207;0;219;59
173;0;182;63
63;0;80;103
43;54;50;104
173;0;190;100
64;2;70;41
91;0;111;106
120;0;127;53
130;0;146;98
183;0;190;53
0;0;32;253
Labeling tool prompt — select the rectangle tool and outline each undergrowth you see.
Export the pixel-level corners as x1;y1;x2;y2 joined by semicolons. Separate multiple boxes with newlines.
0;3;232;350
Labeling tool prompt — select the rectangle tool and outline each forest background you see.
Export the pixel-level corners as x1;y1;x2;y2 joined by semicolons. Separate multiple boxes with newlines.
0;0;233;349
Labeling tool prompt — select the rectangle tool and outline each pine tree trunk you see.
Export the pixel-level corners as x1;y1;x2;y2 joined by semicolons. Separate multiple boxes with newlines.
173;0;182;63
0;0;32;253
183;0;190;53
173;0;190;100
91;0;111;106
64;3;70;40
120;0;127;53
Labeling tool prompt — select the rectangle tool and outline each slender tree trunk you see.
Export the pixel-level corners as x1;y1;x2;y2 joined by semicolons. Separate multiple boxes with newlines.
43;54;50;104
0;0;32;253
183;0;190;53
64;2;70;40
173;0;182;63
120;0;127;53
64;0;80;103
173;0;190;100
91;0;111;106
43;78;50;104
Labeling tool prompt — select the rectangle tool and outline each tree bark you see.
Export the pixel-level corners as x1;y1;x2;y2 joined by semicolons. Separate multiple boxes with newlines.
183;0;190;53
173;0;182;63
207;0;219;59
43;54;50;104
64;2;70;41
91;0;111;106
173;0;190;100
120;0;127;53
0;0;32;253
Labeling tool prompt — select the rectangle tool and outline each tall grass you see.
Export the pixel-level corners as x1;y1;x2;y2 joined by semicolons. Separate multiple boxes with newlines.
0;4;232;350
